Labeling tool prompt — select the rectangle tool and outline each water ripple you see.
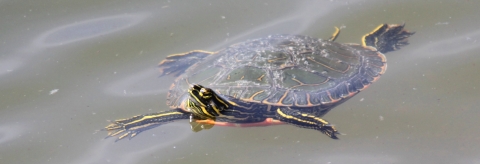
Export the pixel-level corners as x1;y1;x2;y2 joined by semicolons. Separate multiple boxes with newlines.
33;13;149;48
0;125;24;145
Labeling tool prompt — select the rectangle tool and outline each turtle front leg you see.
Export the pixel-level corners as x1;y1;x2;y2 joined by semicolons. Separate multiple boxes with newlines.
275;108;340;139
104;109;190;142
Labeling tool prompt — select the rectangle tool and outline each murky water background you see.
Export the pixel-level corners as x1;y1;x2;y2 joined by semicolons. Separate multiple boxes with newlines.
1;0;479;163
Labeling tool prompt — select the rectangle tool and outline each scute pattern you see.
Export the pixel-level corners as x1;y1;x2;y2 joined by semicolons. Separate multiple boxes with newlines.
167;34;386;108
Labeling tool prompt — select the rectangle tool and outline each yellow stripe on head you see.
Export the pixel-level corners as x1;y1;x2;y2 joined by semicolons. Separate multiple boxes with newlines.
200;106;215;117
188;89;206;107
211;103;222;115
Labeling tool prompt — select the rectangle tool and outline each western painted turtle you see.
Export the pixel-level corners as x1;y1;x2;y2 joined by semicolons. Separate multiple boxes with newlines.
104;24;414;141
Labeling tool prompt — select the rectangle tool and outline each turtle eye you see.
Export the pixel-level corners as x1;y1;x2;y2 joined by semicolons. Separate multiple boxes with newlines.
199;88;212;99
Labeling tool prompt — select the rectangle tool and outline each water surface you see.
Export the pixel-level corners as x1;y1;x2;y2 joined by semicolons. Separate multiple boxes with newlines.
1;0;479;163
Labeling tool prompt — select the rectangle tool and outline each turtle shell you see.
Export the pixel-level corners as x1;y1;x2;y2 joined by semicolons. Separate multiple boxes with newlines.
166;34;386;109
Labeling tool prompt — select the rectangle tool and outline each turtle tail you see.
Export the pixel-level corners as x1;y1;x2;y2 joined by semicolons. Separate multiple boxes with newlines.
362;24;415;54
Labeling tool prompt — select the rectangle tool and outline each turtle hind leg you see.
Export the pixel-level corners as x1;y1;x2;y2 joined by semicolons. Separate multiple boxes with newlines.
275;108;340;139
362;24;415;54
158;50;214;77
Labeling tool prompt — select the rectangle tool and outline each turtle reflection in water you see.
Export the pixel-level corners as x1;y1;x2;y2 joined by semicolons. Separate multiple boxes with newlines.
104;24;414;141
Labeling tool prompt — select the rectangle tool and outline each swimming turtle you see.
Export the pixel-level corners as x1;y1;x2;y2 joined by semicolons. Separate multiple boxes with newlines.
104;24;414;141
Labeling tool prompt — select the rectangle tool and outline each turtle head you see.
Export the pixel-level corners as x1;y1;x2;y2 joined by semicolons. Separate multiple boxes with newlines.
188;84;230;110
189;84;213;103
186;84;231;119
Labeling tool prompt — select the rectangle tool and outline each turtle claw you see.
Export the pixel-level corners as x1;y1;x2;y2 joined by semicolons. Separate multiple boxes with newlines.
103;120;142;142
320;124;341;139
104;122;159;142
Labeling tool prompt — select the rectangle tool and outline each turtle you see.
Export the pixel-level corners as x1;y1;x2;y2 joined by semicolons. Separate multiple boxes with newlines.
104;23;414;141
